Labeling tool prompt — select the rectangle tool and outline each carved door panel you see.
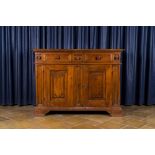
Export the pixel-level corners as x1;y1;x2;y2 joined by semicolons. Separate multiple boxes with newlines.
81;65;112;107
43;65;73;107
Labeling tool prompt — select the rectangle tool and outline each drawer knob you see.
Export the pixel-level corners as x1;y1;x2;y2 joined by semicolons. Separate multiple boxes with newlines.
74;57;81;60
96;56;102;60
36;55;42;60
55;56;61;60
114;55;119;61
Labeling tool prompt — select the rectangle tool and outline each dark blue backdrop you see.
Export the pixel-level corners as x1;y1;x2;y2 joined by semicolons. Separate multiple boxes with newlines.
0;26;155;106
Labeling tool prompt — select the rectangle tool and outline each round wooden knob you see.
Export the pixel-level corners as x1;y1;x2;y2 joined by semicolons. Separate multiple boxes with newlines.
96;56;102;60
74;57;81;60
55;56;60;60
36;55;42;60
114;55;119;60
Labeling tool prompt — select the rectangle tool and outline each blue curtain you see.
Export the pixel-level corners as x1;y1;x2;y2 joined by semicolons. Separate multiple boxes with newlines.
0;26;155;105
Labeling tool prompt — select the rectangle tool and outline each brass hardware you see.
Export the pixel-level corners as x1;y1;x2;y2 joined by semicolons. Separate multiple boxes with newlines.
36;55;42;60
55;56;60;60
96;55;102;60
74;56;81;60
74;54;83;61
113;54;120;61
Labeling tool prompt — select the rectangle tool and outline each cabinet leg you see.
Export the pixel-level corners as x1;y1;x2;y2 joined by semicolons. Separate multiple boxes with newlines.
110;107;123;117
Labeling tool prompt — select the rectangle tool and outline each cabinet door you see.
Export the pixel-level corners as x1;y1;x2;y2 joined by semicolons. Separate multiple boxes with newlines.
43;65;73;107
81;65;112;107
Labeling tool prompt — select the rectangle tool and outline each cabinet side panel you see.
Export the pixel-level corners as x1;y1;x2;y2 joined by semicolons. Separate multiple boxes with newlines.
35;64;44;105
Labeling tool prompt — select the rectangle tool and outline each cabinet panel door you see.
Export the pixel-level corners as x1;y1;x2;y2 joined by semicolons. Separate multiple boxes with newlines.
81;65;112;107
43;65;73;107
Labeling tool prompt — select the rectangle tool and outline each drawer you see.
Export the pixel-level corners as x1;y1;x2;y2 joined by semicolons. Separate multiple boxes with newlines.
44;53;71;63
35;52;121;64
71;53;84;62
85;53;112;63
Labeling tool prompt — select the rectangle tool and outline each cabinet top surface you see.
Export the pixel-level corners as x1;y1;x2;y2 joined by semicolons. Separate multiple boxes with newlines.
33;48;125;53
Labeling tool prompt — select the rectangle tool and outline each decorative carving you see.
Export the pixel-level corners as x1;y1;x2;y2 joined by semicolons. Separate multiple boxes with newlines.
113;54;120;61
73;54;83;61
88;71;105;99
55;55;61;60
50;70;66;99
95;55;102;60
36;55;42;60
74;56;82;60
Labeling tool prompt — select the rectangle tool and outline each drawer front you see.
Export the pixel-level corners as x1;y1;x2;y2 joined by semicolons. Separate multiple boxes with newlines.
85;53;113;63
43;53;71;63
35;52;121;64
71;53;84;62
46;53;71;62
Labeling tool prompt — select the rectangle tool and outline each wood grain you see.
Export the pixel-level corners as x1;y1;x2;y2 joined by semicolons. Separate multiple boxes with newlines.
34;49;123;117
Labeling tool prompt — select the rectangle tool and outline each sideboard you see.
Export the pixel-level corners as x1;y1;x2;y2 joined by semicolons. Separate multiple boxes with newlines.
34;49;124;116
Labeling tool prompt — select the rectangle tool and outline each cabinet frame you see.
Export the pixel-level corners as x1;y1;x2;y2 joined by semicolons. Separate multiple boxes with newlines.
34;49;124;117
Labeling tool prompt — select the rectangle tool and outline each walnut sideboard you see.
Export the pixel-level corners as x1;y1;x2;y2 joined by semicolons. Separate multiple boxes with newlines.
34;49;124;116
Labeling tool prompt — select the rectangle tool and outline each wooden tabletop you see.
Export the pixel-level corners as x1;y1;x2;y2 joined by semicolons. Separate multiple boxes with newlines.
33;48;125;52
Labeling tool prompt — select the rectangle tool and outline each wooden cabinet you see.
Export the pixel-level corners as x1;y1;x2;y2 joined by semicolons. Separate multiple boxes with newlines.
34;49;124;116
